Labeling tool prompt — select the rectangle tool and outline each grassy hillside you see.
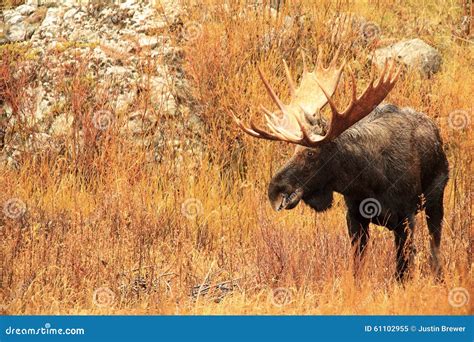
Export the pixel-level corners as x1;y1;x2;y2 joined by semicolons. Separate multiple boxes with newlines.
1;0;472;314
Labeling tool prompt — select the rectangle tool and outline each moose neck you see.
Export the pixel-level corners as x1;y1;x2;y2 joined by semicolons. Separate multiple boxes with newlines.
322;129;372;197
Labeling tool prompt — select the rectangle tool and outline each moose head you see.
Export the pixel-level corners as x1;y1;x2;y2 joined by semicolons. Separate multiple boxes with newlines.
232;50;399;215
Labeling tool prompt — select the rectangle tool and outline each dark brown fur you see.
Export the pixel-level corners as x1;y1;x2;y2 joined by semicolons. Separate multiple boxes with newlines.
268;104;449;281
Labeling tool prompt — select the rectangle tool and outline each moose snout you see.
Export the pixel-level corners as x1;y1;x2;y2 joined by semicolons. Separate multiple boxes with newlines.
268;181;304;212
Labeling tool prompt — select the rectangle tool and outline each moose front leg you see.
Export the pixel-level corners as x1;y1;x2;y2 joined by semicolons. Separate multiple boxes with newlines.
346;211;370;277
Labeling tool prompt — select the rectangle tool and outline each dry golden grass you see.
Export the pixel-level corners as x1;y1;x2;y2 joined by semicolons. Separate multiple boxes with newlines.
1;0;473;315
1;0;24;9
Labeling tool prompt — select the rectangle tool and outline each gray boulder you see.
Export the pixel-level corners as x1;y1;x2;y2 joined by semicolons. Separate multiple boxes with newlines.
373;38;442;77
6;21;27;42
16;4;36;16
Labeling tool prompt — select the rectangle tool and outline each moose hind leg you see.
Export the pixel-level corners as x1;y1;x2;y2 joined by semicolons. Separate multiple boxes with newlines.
425;185;446;280
393;215;416;282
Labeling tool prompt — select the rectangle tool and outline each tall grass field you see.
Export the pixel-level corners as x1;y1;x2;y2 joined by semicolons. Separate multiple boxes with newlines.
1;0;472;315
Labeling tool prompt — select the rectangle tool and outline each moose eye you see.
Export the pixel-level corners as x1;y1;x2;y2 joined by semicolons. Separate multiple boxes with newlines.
306;150;315;157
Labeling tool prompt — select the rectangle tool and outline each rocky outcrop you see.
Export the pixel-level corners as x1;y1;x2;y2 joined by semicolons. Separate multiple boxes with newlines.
372;38;442;77
1;0;202;167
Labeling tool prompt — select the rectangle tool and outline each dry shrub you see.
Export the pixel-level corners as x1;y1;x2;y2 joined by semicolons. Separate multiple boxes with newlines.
0;0;472;315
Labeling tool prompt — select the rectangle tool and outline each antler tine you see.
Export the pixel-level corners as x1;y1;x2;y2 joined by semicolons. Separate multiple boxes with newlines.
262;104;285;121
330;47;341;67
301;51;308;74
283;59;296;98
293;112;321;145
275;109;325;146
230;112;260;138
229;109;280;141
262;105;297;139
374;59;389;88
393;65;402;83
250;119;283;141
258;68;287;113
388;58;401;83
261;106;279;127
267;119;301;141
314;47;342;71
315;46;323;70
261;105;275;117
232;55;399;148
347;65;357;102
308;59;400;143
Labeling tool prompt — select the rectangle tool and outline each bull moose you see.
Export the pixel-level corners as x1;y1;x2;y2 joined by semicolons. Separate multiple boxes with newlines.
232;50;449;281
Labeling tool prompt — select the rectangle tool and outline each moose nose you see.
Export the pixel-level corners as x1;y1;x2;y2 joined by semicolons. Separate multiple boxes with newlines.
268;184;304;212
268;182;285;211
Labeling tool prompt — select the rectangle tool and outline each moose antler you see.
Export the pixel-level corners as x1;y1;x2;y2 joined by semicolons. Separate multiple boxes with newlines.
232;52;400;147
